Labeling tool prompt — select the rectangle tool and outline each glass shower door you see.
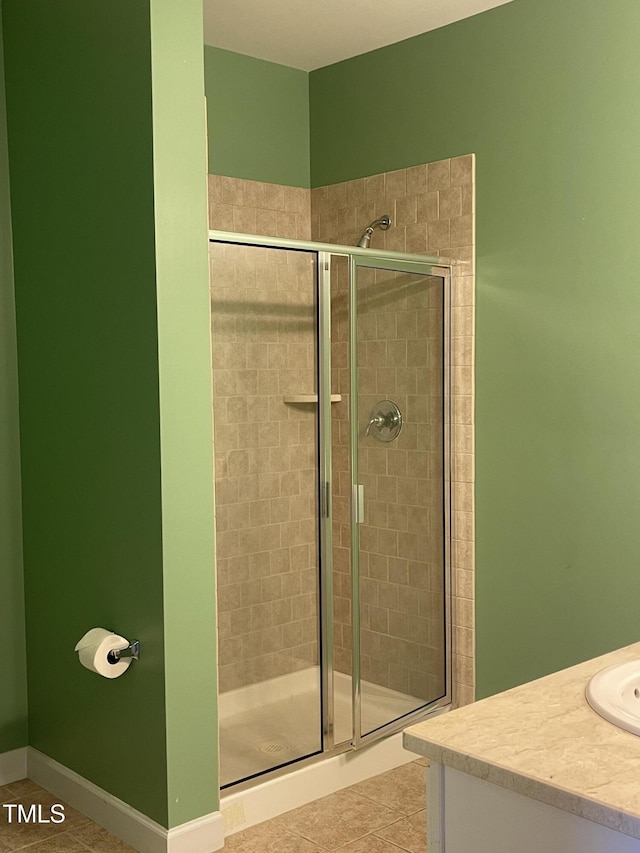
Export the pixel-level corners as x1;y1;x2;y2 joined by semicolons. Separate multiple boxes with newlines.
210;240;324;787
211;230;453;788
349;255;451;744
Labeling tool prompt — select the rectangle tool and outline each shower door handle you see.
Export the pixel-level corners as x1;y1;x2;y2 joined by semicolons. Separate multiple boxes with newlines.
354;484;365;524
322;481;331;518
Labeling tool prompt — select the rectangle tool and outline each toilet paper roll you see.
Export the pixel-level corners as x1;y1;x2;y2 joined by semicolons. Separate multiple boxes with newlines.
74;628;132;679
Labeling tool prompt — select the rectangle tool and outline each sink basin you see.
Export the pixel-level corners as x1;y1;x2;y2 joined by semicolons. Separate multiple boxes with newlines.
586;660;640;735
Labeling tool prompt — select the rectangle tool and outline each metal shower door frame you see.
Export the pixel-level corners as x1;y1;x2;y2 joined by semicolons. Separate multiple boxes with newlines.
348;253;453;749
209;230;454;784
318;249;340;753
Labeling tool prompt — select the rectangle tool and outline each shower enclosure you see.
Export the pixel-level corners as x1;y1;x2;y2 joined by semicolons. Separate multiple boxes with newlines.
209;230;452;790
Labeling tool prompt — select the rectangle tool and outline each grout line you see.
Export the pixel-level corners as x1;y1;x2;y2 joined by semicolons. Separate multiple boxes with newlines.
0;828;78;853
370;833;416;853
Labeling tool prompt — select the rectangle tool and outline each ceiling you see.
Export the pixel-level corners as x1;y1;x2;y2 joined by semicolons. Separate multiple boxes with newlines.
203;0;514;72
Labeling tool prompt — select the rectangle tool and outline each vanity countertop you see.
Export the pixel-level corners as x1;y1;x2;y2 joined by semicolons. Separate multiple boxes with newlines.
403;642;640;839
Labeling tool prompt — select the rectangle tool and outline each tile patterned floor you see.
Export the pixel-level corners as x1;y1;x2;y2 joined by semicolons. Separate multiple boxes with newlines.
225;759;430;853
0;758;429;853
0;779;136;853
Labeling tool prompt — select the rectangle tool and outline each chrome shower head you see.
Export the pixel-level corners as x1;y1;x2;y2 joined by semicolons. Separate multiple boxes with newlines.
356;215;391;248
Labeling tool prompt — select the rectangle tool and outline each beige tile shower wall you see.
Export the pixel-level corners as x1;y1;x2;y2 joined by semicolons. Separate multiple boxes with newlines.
312;156;476;708
209;177;319;694
326;263;446;702
359;269;446;701
208;174;311;241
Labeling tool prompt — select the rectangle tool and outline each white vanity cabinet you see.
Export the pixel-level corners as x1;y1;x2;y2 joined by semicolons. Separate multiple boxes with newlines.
424;762;640;853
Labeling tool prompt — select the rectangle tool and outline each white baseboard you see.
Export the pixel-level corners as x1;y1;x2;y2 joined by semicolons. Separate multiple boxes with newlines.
0;747;28;785
27;748;224;853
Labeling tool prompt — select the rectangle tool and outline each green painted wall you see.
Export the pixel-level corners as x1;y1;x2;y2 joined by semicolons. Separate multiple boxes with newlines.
204;46;310;187
310;0;640;698
150;0;218;829
0;1;27;755
3;0;217;824
3;0;169;822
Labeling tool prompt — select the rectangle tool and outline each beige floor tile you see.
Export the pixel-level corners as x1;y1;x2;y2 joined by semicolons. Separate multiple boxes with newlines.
66;824;136;853
0;821;65;851
374;811;426;853
274;789;399;850
349;763;426;815
412;757;430;767
2;780;47;799
0;794;80;852
223;822;325;852
336;836;406;852
10;834;88;853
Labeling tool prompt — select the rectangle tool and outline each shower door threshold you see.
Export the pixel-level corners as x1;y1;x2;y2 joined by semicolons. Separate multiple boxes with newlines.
220;712;449;836
219;665;448;789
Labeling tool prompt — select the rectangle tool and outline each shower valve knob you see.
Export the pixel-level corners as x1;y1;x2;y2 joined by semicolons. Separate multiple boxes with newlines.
364;400;403;442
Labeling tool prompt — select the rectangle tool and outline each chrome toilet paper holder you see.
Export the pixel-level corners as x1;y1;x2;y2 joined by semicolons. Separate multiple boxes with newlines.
107;640;140;665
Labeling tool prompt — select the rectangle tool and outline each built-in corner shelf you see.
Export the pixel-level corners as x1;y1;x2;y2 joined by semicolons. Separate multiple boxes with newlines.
283;394;342;404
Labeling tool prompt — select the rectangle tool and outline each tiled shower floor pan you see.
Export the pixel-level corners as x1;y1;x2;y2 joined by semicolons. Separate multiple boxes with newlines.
219;666;421;788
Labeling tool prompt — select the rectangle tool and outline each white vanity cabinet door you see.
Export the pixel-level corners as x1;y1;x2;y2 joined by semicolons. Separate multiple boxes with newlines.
428;763;640;853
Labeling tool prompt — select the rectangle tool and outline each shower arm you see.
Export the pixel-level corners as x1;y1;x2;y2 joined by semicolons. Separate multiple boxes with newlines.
356;215;392;248
365;215;391;234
